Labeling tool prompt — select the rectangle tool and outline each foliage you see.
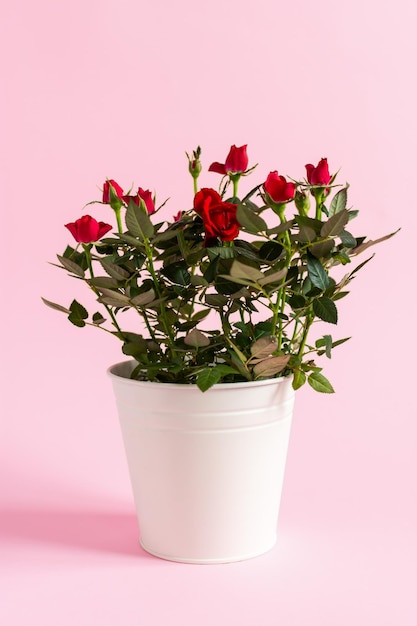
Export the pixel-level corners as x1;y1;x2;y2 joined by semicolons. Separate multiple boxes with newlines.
43;146;397;391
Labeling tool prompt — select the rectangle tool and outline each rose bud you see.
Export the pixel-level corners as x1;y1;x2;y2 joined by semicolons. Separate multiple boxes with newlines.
294;190;310;216
186;146;202;179
123;188;156;214
264;171;296;204
209;144;248;175
305;158;331;186
102;179;124;204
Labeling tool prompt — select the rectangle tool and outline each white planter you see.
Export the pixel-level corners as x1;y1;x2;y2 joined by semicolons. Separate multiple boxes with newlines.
108;360;295;564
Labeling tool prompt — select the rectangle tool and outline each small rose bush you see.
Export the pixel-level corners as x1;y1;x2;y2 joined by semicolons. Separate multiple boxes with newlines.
44;145;396;391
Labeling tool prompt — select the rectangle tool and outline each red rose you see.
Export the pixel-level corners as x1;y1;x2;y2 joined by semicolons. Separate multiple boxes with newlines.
264;171;296;203
102;179;124;203
193;188;239;246
209;144;248;176
123;187;155;214
305;158;331;186
65;215;112;243
193;188;223;214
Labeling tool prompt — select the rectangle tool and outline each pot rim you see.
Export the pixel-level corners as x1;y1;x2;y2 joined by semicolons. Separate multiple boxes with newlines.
107;359;293;391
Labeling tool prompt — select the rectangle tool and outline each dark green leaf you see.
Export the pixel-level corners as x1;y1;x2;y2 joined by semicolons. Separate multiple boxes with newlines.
68;299;88;327
92;312;106;325
259;241;284;261
307;255;329;290
196;365;238;392
205;294;228;307
162;262;191;286
312;296;338;324
339;230;357;248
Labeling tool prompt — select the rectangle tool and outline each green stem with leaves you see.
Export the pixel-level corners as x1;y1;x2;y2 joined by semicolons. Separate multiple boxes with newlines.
83;244;123;335
143;238;177;357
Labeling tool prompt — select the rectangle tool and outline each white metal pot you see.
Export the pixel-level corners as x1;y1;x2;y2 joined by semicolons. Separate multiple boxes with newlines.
108;360;295;564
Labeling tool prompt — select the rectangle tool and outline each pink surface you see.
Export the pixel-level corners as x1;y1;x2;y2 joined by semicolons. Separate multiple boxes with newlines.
1;0;416;624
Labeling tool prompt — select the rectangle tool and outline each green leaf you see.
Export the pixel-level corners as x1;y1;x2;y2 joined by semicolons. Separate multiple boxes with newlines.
259;241;284;261
68;299;88;327
95;288;130;304
320;209;349;238
192;309;211;322
316;334;333;358
190;275;209;287
205;294;228;307
196;365;238;392
307;255;329;290
292;369;306;390
57;255;85;278
331;336;351;348
309;239;334;258
100;259;130;280
130;289;156;306
230;260;263;282
258;268;287;286
308;372;335;393
236;203;267;234
41;297;71;314
92;312;106;325
88;276;120;289
161;262;190;286
328;187;348;216
312;296;338;324
117;233;145;248
125;200;154;239
351;228;400;255
339;230;357;248
207;246;236;259
295;215;323;234
266;220;294;235
297;224;317;243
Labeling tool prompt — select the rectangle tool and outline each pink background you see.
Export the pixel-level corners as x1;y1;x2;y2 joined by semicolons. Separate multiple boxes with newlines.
1;0;416;623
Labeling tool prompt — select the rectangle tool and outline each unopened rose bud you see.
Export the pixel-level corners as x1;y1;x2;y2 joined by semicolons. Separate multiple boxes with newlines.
186;146;202;180
294;190;310;216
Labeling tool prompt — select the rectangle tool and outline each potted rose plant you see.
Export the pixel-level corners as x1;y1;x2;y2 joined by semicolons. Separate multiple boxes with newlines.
44;144;396;563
